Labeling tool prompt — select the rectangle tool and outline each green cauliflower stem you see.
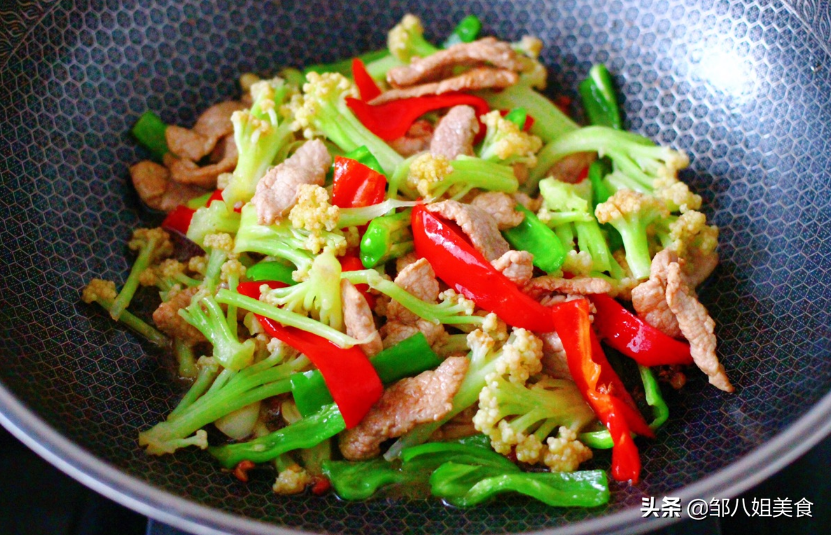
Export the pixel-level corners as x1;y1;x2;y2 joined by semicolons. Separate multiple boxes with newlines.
109;227;173;321
178;290;255;371
81;278;170;347
260;248;344;331
290;72;403;175
186;201;241;248
404;153;518;200
387;14;441;63
222;77;297;209
594;189;670;280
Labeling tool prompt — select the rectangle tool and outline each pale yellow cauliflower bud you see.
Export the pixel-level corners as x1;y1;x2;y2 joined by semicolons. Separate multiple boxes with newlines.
159;259;188;279
669;210;719;258
220;259;246;283
654;173;702;213
561;250;594;276
272;463;312;495
494;328;543;384
129;227;173;260
543;426;593;472
595;188;669;225
289;184;340;233
82;279;117;303
188;255;208;275
407;153;453;198
203;233;236;255
438;289;477;316
515;35;543;59
388;14;425;62
291;72;357;138
479;110;543;167
515;434;545;463
481;312;508;342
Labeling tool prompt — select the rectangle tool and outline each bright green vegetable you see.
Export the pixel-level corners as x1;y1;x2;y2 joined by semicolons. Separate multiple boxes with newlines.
578;64;622;130
209;403;346;468
504;107;528;129
322;458;407;500
502;204;566;272
430;463;610;508
398;153;519;200
291;332;442;417
387;14;441;63
186;201;241;248
245;261;297;285
174;339;197;379
110;228;172;321
178;291;256;371
337;199;417;228
359;209;414;268
139;351;308;455
81;278;170;348
442;15;482;47
185;191;213;210
343;145;385;175
222;78;297;209
131;111;168;160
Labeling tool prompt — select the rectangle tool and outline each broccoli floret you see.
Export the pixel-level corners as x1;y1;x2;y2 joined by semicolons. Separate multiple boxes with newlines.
234;204;346;276
473;375;595;471
109;228;173;321
387;14;440;63
288;184;341;253
81;278;170;348
222;78;297;209
359;209;414;268
260;248;344;331
290;72;403;175
539;178;616;274
186;201;241;248
178;289;255;371
384;324;543;460
477;110;543;167
342;270;484;327
530;126;691;199
403;153;518;200
594;189;670;280
139;348;309;455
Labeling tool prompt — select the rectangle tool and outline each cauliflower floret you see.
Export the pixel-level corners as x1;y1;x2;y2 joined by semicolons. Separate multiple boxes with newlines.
272;463;312;495
492;327;543;384
291;72;358;138
188;255;208;275
289;184;340;233
542;426;593;472
203;232;236;255
129;227;174;261
514;35;543;59
82;278;117;303
220;259;246;283
438;289;477;316
481;312;508;342
478;110;543;167
387;14;435;63
653;172;701;213
668;210;718;258
407;153;454;198
561;250;594;276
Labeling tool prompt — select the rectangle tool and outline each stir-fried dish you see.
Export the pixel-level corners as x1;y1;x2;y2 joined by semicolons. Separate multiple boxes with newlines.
82;14;731;507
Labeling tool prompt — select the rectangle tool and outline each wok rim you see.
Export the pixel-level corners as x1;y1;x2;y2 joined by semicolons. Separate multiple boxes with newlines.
1;379;830;535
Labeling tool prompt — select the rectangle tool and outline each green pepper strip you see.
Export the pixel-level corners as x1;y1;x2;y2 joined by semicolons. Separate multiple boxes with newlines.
501;204;566;272
208;403;345;468
504;107;528;130
291;332;441;417
322;458;407;500
578;63;622;130
586;158;623;252
579;364;669;449
344;145;385;176
185;191;213;210
245;261;297;286
359;208;414;268
429;463;610;508
131;111;169;161
442;15;482;48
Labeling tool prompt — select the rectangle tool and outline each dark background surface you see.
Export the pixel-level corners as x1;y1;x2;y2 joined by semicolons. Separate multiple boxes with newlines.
1;426;827;535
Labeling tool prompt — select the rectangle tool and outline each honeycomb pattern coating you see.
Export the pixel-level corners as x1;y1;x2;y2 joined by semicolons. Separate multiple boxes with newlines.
0;0;830;534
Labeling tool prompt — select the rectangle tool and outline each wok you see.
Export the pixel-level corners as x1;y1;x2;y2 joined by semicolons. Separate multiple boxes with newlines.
1;1;830;534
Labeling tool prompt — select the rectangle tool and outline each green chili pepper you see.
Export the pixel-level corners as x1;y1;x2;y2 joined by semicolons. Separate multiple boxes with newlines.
344;145;385;176
131;111;169;161
359;208;414;268
401;441;518;473
185;191;213;210
587;158;623;252
502;204;567;272
322;458;408;500
290;332;442;417
245;261;297;286
578;63;622;130
442;15;482;48
504;107;528;130
208;403;345;468
429;462;610;508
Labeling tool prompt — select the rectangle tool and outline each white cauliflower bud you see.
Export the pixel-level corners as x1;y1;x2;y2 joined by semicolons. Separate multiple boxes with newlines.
291;72;358;138
543;426;593;472
561;250;594;276
220;259;246;282
493;328;543;384
289;184;340;233
481;312;508;342
438;289;477;316
272;463;312;495
188;255;208;275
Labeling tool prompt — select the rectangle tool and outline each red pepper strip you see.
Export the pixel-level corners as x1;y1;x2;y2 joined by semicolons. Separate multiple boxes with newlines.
498;109;535;132
590;294;693;367
555;95;572;115
346;93;490;141
351;58;382;102
161;205;195;235
339;254;375;309
411;205;556;332
207;189;242;213
550;298;653;483
331;156;387;209
236;281;383;429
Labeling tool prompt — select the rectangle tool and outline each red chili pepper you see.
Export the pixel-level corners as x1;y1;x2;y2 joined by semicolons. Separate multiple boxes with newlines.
235;281;383;429
498;109;535;132
411;205;556;332
331;156;387;209
339;254;376;309
207;189;242;213
351;58;382;101
590;294;693;367
161;205;195;235
550;298;653;483
346;93;490;141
